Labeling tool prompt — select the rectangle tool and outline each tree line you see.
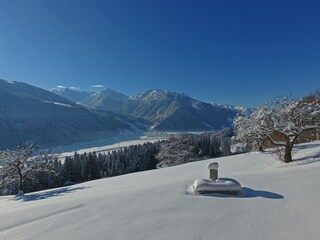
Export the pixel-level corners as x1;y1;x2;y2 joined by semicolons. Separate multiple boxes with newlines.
61;142;158;184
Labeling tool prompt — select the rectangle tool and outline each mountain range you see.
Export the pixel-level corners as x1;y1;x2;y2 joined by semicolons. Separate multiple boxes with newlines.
53;88;239;131
0;80;144;150
0;79;242;149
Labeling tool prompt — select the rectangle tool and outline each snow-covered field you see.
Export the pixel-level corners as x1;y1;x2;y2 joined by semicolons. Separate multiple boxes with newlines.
1;142;320;240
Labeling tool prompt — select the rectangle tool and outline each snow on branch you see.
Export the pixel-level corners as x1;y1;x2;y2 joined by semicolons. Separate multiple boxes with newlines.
233;96;320;162
0;145;59;194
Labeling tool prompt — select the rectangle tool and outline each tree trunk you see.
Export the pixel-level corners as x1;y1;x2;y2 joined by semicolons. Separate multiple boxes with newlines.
18;168;23;193
19;176;23;192
284;142;292;163
258;145;264;152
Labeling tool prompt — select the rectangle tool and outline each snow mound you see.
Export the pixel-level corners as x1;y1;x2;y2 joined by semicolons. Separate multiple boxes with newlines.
193;178;242;194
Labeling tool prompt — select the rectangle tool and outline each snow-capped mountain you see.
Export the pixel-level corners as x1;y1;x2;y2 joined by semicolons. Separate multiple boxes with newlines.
0;80;140;150
121;90;238;131
55;88;239;131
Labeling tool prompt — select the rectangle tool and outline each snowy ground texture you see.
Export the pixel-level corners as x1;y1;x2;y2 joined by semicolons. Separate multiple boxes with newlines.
1;141;320;240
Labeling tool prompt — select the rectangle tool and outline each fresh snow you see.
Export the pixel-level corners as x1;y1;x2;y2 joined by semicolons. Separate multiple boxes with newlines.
1;142;320;240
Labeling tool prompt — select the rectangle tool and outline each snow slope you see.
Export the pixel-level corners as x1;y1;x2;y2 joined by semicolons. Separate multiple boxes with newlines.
1;142;320;240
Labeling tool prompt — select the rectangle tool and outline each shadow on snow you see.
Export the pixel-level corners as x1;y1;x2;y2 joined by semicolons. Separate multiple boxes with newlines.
293;143;320;150
293;151;320;165
238;187;283;199
187;186;283;199
12;186;89;202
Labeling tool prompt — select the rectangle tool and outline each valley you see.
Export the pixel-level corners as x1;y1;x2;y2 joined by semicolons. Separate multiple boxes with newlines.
53;135;166;158
0;79;240;150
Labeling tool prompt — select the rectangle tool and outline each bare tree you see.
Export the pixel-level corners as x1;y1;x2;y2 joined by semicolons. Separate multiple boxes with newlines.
234;97;320;163
0;145;58;195
234;112;267;152
156;136;198;167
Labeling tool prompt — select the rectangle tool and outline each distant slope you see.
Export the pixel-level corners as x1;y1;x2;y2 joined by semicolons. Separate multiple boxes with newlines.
0;80;138;149
1;141;320;240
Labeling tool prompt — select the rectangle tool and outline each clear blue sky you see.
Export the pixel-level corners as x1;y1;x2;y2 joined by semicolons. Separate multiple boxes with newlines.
0;0;319;107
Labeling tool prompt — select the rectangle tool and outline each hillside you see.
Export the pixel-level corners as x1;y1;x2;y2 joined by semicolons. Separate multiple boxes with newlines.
1;141;320;240
0;80;138;149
